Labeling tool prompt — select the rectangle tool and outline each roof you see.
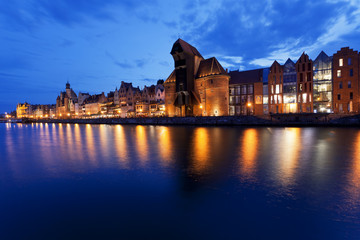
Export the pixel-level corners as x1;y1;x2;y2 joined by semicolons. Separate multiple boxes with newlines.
83;93;105;104
164;70;176;84
171;39;203;58
197;57;227;78
229;69;263;84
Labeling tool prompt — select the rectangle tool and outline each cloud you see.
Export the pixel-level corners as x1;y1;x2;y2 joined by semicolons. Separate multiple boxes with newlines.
105;51;133;68
249;0;360;67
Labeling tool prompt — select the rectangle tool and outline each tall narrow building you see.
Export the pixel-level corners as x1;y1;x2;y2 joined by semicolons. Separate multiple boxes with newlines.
164;39;229;117
283;59;297;113
332;47;359;113
296;53;313;113
313;51;332;113
268;61;283;114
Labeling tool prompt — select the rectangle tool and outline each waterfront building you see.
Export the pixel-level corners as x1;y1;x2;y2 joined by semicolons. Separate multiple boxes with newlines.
283;59;297;113
164;39;229;117
56;82;78;118
313;51;333;113
16;102;31;118
296;53;313;113
268;61;284;114
229;69;264;116
332;47;359;113
262;68;270;114
16;103;55;118
83;93;107;115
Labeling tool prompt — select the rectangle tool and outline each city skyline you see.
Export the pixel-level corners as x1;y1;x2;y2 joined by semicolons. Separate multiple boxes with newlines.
1;0;360;113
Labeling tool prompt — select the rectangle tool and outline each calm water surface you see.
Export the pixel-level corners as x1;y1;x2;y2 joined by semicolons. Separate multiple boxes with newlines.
1;123;360;239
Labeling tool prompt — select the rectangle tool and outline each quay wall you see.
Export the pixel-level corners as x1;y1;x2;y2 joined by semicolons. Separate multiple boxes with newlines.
19;114;360;127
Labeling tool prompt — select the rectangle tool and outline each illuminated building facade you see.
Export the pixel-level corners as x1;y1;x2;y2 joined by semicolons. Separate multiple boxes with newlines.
313;51;333;113
283;59;297;113
268;61;283;114
229;69;264;116
56;82;78;118
164;39;229;117
296;53;313;113
333;47;359;113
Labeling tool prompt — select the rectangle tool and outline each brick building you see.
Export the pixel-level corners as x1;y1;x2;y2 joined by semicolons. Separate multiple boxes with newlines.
296;53;313;113
268;61;283;114
229;69;264;116
333;47;359;113
164;39;229;117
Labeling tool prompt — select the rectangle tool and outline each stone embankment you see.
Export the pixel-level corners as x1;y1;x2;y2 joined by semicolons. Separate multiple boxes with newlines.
21;114;360;127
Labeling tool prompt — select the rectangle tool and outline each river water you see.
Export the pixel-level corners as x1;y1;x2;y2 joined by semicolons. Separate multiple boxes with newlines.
0;123;360;239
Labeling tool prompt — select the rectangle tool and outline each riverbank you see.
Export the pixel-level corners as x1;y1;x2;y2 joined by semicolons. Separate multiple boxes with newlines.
17;114;360;127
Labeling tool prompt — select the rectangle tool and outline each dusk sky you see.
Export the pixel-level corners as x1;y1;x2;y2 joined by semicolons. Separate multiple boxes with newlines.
1;0;360;113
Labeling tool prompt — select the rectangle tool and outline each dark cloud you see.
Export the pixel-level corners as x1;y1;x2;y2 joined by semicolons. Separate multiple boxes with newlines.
180;0;343;69
0;0;158;31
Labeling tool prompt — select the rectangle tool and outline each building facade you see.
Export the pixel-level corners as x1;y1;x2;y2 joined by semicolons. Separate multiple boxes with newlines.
296;53;313;113
333;47;359;113
164;39;229;117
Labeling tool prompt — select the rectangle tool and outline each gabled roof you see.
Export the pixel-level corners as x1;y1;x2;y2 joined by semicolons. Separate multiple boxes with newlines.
164;70;176;84
171;38;203;58
197;57;227;78
296;52;311;64
229;69;263;84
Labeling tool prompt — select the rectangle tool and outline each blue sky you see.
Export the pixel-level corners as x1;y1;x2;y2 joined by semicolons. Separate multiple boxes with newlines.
1;0;360;113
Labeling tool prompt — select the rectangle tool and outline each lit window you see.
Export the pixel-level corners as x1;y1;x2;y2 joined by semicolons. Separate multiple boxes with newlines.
337;70;341;78
302;93;307;103
309;94;311;103
275;85;280;94
339;58;343;66
271;85;274;94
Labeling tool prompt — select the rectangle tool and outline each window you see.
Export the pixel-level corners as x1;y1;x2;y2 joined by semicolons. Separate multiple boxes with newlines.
302;64;305;71
271;85;274;94
339;104;343;112
308;63;311;71
350;69;353;77
337;94;341;100
302;93;307;103
299;84;303;91
300;73;303;82
348;81;351;88
339;82;343;89
348;58;352;65
275;85;280;94
339;58;343;66
309;94;312;103
350;92;353;100
337;70;341;78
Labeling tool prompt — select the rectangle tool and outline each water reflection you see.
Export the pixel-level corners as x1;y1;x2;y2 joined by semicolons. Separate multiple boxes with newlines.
277;128;301;186
191;127;210;173
157;126;173;166
347;131;360;206
114;125;129;168
135;125;149;165
239;128;258;178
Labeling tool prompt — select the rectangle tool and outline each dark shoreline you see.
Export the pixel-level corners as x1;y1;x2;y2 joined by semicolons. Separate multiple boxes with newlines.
9;114;360;127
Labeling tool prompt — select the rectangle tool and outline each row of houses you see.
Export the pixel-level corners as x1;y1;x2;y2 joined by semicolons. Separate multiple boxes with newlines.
52;81;165;119
16;103;56;118
16;39;360;118
164;39;360;117
228;47;359;116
